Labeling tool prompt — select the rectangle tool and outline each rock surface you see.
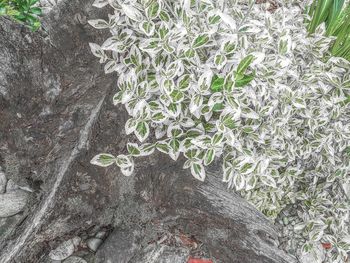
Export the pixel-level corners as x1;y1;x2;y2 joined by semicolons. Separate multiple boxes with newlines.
0;190;28;217
0;168;6;193
0;1;296;262
64;256;87;263
49;239;75;261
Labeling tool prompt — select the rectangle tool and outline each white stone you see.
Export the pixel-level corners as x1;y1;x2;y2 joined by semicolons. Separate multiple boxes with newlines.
95;231;106;239
71;236;81;248
86;238;103;252
49;239;75;261
63;256;87;263
0;190;28;217
6;179;19;192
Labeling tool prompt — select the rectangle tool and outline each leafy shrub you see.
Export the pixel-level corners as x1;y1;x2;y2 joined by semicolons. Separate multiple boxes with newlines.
307;0;350;60
88;0;350;262
0;0;42;31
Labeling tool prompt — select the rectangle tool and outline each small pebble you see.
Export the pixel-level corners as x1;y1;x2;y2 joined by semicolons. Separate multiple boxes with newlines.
63;256;87;263
86;238;103;252
49;239;75;261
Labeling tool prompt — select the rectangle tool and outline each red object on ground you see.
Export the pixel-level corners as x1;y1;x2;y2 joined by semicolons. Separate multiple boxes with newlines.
322;243;332;249
188;257;213;263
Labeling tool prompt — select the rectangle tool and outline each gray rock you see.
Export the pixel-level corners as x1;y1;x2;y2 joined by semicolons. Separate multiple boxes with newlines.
63;256;87;263
95;226;190;263
71;236;81;248
137;245;190;263
49;239;75;261
0;190;28;217
95;229;140;263
5;179;19;192
86;237;103;252
95;231;106;239
0;169;6;194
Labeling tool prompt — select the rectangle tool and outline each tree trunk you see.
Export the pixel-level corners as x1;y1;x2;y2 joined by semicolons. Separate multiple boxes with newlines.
0;1;297;262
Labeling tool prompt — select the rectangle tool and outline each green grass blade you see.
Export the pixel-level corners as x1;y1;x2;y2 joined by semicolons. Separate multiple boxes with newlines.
326;0;345;35
308;0;334;33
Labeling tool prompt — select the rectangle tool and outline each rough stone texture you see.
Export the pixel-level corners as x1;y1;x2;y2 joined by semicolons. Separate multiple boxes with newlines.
0;1;297;262
0;190;28;218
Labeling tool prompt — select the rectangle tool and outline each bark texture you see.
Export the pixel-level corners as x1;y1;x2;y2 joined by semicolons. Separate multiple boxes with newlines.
0;1;297;262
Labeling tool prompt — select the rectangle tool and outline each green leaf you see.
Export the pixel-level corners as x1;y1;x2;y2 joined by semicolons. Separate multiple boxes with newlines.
214;54;227;69
222;114;236;129
169;126;183;137
233;173;245;190
186;129;203;138
212;133;224;145
185;48;195;58
234;72;255;87
189;94;203;112
155;141;169;154
261;174;277;188
169;138;180;152
90;153;116;167
151;111;167;123
278;36;291;55
184;149;199;160
223;167;234;182
242;126;254;133
170;90;184;103
159;10;170;21
178;74;191;90
139;143;155;156
30;0;40;5
338;95;350;106
167;103;181;117
159;25;169;39
149;100;162;111
29;7;42;15
135;121;150;142
210;75;225;92
224;73;235;92
147;2;160;19
236;54;255;74
212;103;224;112
116;154;133;168
208;14;221;24
88;19;110;29
140;21;155;36
127;143;141;156
190;162;206;181
192;34;210;49
223;41;236;54
125;118;137;135
204;149;215;166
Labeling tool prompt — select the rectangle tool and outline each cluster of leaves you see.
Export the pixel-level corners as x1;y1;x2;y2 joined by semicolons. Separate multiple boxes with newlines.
307;0;350;60
0;0;42;31
88;0;350;262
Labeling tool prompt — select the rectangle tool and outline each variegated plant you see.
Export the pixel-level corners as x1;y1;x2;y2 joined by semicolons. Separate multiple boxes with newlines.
88;0;350;262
